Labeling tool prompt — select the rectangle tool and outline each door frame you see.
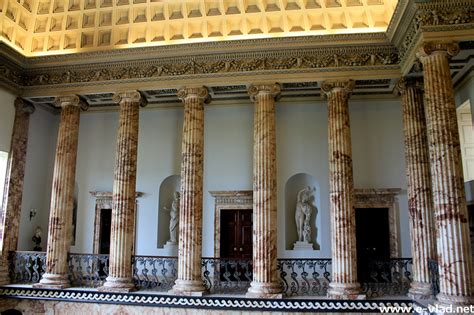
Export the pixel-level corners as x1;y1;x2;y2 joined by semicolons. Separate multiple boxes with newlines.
354;188;401;258
210;190;253;258
90;191;143;255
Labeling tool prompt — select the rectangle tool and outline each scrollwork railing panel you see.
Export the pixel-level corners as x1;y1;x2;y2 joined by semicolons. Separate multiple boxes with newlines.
428;259;440;297
133;256;178;291
68;253;109;287
9;251;46;284
201;257;253;294
277;258;331;296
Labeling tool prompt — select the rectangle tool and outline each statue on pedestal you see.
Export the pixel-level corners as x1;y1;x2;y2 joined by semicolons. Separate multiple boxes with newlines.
294;186;317;250
32;226;42;251
163;191;180;244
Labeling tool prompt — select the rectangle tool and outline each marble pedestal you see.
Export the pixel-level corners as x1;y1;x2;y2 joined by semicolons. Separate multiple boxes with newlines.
293;241;313;251
163;241;178;256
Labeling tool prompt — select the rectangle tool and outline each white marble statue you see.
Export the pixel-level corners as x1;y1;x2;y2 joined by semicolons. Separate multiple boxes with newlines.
163;191;180;244
295;186;316;243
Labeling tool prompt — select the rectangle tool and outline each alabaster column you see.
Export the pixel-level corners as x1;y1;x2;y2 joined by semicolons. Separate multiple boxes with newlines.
100;91;142;292
323;80;363;299
171;87;209;296
396;78;436;299
246;83;282;298
36;96;86;288
418;42;474;306
0;98;35;284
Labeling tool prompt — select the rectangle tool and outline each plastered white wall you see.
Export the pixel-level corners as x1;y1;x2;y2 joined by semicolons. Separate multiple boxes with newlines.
18;107;58;250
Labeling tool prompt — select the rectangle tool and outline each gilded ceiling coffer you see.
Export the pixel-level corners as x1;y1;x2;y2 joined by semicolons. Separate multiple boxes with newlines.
35;96;88;289
246;83;283;298
100;91;143;292
396;78;436;300
171;86;210;296
417;41;474;307
0;98;35;285
322;80;364;300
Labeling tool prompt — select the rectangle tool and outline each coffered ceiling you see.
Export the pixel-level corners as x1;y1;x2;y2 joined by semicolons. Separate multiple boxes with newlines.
1;0;398;57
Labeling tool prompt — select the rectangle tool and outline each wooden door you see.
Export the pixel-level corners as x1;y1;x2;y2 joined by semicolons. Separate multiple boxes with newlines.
457;102;474;181
99;209;112;255
220;209;253;259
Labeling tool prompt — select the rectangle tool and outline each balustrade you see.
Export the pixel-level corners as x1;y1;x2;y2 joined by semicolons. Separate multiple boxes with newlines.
7;252;432;298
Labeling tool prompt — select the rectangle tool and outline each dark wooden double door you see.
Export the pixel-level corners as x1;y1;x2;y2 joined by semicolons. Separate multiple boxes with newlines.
220;209;253;281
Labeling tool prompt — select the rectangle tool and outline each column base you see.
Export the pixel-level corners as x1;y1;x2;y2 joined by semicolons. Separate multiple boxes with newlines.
407;281;434;300
327;282;365;300
435;293;474;308
33;273;70;289
99;276;136;293
246;281;283;299
169;279;207;296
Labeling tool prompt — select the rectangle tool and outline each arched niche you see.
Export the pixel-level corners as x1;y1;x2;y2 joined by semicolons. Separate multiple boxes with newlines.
157;175;181;249
285;173;321;250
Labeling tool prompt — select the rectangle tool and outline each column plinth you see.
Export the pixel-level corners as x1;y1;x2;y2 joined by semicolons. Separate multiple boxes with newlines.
417;41;474;307
322;80;364;300
170;87;209;296
35;96;86;289
0;98;35;284
396;78;436;300
246;84;283;299
100;91;142;293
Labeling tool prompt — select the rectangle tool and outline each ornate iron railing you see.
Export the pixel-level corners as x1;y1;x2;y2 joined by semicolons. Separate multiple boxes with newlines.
278;258;331;296
201;257;252;294
8;251;46;284
69;253;109;287
133;255;177;291
360;258;413;298
428;259;440;296
8;251;415;298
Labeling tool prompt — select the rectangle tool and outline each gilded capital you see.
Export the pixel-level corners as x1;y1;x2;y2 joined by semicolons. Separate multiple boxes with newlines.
417;42;460;61
321;80;354;98
112;91;143;106
394;77;423;96
248;83;281;102
14;98;35;114
177;86;211;104
55;95;88;111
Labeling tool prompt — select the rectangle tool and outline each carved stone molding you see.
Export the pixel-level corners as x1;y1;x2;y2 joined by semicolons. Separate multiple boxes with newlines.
210;190;253;258
90;191;143;255
354;188;402;258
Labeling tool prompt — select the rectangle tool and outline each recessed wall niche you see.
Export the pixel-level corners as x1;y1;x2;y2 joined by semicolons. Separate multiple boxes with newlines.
285;173;321;250
157;175;181;250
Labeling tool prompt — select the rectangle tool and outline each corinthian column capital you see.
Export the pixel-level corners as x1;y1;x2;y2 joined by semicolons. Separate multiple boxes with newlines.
321;80;354;98
177;86;211;104
113;91;145;106
394;77;423;96
248;83;281;102
55;95;88;111
417;41;460;60
14;98;35;114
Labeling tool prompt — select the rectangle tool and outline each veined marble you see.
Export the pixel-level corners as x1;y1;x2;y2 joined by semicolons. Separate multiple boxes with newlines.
0;98;35;284
246;84;282;298
101;91;142;292
322;80;363;300
171;87;210;296
417;41;474;307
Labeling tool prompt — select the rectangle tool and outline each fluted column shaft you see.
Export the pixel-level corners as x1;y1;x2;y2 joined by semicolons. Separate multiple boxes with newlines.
0;99;35;284
101;91;141;292
397;79;436;299
246;84;282;298
323;80;363;299
418;42;474;306
36;96;84;288
171;87;209;295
